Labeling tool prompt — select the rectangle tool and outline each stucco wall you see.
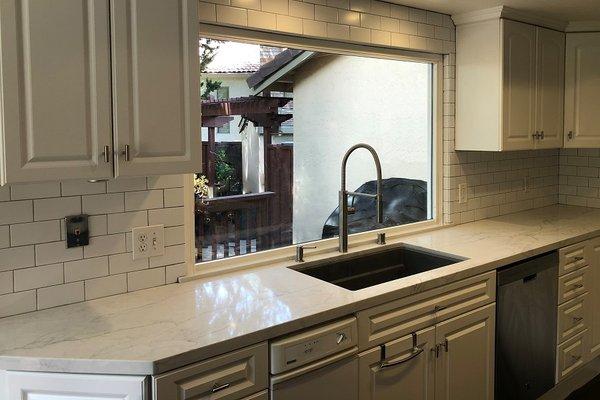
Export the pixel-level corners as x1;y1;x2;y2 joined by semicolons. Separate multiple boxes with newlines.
293;55;431;243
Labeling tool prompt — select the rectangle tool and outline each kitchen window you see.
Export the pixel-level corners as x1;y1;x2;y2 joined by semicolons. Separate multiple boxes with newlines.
189;29;442;275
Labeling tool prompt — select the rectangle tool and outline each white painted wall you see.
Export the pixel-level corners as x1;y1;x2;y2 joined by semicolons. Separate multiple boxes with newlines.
293;55;432;243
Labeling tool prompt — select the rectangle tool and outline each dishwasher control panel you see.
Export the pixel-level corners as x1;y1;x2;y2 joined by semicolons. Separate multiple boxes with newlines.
270;316;358;374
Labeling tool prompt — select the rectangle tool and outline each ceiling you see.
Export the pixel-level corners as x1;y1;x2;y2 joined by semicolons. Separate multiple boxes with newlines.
388;0;600;22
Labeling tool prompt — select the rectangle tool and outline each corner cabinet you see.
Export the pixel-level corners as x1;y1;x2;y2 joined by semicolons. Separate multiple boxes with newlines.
564;33;600;148
2;371;147;399
455;16;565;151
0;0;201;185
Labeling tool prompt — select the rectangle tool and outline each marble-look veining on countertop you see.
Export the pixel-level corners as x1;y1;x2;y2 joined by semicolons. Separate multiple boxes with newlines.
1;205;599;376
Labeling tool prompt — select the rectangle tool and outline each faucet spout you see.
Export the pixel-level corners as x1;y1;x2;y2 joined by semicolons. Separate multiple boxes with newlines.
339;143;384;253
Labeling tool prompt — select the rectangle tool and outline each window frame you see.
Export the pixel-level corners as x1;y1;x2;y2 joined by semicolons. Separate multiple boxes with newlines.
182;24;445;281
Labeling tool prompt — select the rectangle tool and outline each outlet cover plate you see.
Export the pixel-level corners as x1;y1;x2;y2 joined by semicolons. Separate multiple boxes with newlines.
132;225;164;260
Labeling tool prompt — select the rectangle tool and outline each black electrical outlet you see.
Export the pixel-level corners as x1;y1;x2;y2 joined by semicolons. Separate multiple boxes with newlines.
65;214;89;248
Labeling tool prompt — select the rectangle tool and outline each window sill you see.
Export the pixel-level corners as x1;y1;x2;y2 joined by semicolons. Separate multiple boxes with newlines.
180;219;443;283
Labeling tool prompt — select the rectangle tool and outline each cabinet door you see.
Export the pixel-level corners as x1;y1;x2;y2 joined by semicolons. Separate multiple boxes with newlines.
4;371;147;399
435;304;495;400
0;0;113;184
111;0;201;177
564;33;600;148
358;327;435;400
502;19;536;150
535;27;565;149
589;238;600;359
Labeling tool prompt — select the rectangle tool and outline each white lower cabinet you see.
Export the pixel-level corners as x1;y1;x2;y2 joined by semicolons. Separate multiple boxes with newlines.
2;371;147;400
359;327;436;400
358;303;496;400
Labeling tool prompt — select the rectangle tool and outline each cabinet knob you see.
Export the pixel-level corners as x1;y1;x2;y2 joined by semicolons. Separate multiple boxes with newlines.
540;131;544;140
568;131;574;140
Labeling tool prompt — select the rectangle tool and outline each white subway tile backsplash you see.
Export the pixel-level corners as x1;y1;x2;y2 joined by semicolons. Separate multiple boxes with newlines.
149;244;186;268
0;271;13;295
109;253;149;274
0;174;185;319
0;226;9;249
83;234;126;258
0;246;35;272
164;188;184;207
124;190;164;211
36;241;83;266
107;211;148;234
10;220;60;246
61;180;106;196
34;197;80;221
65;256;108;283
0;291;36;318
107;177;147;193
85;274;127;300
14;264;63;292
165;226;185;246
11;182;60;200
166;263;187;284
128;267;165;292
0;201;33;225
82;193;124;215
37;282;84;310
147;175;184;189
148;207;185;227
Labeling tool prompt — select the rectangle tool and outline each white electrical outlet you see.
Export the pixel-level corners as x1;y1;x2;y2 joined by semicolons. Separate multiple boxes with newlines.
132;225;164;260
458;183;468;204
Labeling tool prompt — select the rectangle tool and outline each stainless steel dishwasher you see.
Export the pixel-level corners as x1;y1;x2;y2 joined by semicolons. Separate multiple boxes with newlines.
269;316;359;400
496;252;558;400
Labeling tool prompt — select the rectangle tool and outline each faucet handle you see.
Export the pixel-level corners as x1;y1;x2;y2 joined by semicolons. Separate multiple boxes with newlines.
295;244;317;262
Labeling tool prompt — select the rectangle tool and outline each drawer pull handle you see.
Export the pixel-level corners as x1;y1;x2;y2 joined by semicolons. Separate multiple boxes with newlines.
573;283;584;290
121;144;131;162
380;346;424;369
211;382;230;393
572;316;584;323
570;355;582;365
434;305;447;313
101;145;111;163
572;256;584;262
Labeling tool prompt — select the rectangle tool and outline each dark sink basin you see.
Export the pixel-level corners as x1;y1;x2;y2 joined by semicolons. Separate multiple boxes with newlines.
290;245;465;291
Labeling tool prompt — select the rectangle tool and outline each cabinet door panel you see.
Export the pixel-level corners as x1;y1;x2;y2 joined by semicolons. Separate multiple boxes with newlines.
111;0;201;177
535;27;564;149
502;19;536;150
589;238;600;359
435;304;495;400
358;327;435;400
564;33;600;148
0;0;113;184
5;371;146;399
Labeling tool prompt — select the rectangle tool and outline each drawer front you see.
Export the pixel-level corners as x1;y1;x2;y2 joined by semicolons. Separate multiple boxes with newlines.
556;330;589;382
559;242;588;276
242;390;268;400
558;266;590;304
153;342;268;400
357;271;496;349
557;294;590;344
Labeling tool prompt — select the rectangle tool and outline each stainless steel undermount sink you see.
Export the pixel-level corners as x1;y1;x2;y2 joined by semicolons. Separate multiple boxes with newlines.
290;245;466;291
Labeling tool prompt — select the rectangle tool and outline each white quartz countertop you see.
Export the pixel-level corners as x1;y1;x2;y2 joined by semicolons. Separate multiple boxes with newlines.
1;205;600;376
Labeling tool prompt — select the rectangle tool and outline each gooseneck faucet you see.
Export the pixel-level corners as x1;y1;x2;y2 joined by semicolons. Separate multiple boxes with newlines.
339;143;384;253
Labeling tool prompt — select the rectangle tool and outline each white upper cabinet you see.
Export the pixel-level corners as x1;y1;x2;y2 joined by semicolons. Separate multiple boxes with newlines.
0;0;201;185
0;0;114;184
455;14;565;151
502;20;537;150
535;27;565;149
564;33;600;148
111;0;201;177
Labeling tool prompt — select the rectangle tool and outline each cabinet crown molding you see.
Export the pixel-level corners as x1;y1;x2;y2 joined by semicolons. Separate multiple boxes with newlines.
566;21;600;32
452;5;568;31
